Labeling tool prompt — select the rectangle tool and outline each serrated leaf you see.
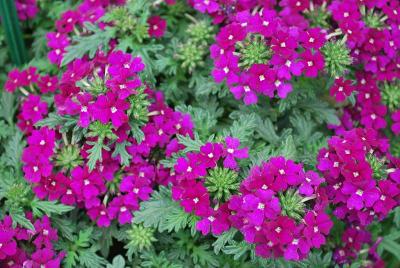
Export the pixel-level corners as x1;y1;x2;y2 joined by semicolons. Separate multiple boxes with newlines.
61;23;115;66
212;229;237;254
31;199;74;217
107;255;126;268
9;208;34;230
133;186;192;233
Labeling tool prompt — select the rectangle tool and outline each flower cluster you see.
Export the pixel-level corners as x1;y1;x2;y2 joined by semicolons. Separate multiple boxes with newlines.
228;157;332;261
317;128;400;226
333;226;384;267
4;67;59;135
15;50;195;228
172;137;248;234
15;0;38;21
0;215;64;267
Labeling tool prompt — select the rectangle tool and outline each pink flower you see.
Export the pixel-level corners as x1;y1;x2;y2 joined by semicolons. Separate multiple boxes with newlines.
341;181;379;210
303;212;333;248
147;16;167;38
196;205;230;235
20;95;48;124
301;50;325;78
0;230;17;260
223;136;249;169
193;0;219;13
330;77;355;102
92;92;130;128
391;110;400;135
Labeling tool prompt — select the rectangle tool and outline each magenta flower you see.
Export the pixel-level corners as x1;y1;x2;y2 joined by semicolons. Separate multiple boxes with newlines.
174;153;208;180
15;0;39;20
230;73;258;105
330;77;355;102
38;75;59;93
92;92;130;128
33;173;69;201
196;205;230;235
301;50;325;78
223;136;249;169
25;248;64;268
265;216;296;245
271;30;298;57
301;28;326;49
391;110;400;135
4;69;25;93
119;175;152;201
250;10;278;38
26;127;55;156
173;181;210;216
360;104;387;130
21;95;48;124
199;142;224;168
341;181;379;210
0;230;17;260
374;180;400;217
193;0;219;13
242;189;281;226
32;216;58;248
22;153;52;183
303;212;333;248
87;205;112;227
212;54;240;85
299;171;324;196
147;16;167;38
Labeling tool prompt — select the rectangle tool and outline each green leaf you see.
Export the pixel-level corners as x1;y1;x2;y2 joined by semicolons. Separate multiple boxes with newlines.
224;113;257;145
107;255;126;268
79;248;109;268
177;133;204;153
212;229;237;254
61;23;115;66
9;207;34;230
130;123;145;144
112;141;132;167
298;100;340;125
87;140;109;171
222;241;252;261
1;130;25;169
31;199;74;217
35;113;77;132
133;186;193;233
379;237;400;261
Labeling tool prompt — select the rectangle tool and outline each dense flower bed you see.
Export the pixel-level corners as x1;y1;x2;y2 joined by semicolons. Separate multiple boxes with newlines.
0;0;399;267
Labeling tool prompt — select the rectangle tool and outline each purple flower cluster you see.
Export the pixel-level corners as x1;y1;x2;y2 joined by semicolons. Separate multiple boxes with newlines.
15;0;38;21
210;10;326;104
45;0;124;65
14;48;195;228
317;128;400;226
0;215;64;268
333;226;384;267
228;157;332;261
172;138;248;234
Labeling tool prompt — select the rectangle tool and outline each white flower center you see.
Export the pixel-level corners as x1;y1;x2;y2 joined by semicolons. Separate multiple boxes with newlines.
257;203;265;210
193;197;199;204
33;166;39;172
313;226;319;233
120;206;127;212
187;166;192;172
81;106;88;112
275;227;282;233
279;169;285;175
370;114;377;120
356;189;363;196
84;179;90;186
307;61;313;67
110;106;117;113
208;216;215;222
244;86;250;92
223;67;229;74
259;75;265;81
43;229;49;236
40;140;46;145
380;195;386;201
353;172;359;177
227;148;234;154
133;188;139;194
208;153;214;158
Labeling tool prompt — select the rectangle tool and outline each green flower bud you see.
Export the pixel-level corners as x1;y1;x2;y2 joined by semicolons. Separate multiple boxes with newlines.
55;145;83;172
304;2;331;28
187;20;214;45
278;188;307;221
366;154;387;180
126;224;157;253
321;39;352;77
128;87;150;124
205;167;240;201
177;41;207;73
237;34;272;69
5;183;31;208
361;5;387;29
87;121;118;140
381;81;400;111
